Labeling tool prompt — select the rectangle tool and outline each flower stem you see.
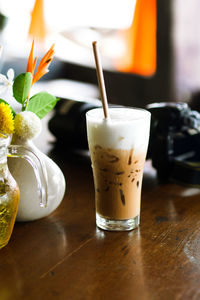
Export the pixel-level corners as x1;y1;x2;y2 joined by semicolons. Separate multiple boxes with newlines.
24;87;31;111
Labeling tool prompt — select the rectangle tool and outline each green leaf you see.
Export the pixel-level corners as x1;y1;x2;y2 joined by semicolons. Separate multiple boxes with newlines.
27;92;59;119
13;72;32;104
0;99;16;117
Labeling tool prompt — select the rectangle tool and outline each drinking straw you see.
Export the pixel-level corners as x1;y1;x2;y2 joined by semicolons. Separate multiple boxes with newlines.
92;41;110;119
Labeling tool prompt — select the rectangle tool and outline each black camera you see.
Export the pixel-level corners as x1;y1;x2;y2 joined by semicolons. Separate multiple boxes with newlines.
146;102;200;186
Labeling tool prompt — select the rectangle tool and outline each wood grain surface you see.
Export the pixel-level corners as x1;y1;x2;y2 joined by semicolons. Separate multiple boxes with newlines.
1;139;200;300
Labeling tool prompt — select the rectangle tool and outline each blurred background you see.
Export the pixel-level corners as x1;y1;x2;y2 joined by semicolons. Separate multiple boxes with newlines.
0;0;199;109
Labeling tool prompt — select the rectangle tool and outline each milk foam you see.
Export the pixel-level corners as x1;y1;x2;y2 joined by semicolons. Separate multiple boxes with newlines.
86;107;151;151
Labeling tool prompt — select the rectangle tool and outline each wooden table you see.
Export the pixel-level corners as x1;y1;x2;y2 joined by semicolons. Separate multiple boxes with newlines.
1;133;200;300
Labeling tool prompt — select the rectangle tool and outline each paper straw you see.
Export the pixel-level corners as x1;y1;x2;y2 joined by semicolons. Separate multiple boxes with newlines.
92;41;109;119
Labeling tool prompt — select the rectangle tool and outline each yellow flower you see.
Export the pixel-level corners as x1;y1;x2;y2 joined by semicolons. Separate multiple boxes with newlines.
0;102;14;136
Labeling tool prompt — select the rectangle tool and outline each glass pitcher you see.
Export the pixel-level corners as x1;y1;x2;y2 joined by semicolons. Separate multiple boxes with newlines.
0;134;47;249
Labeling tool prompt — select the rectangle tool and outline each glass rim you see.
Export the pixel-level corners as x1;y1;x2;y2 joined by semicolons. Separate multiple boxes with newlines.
0;132;9;139
86;106;151;120
0;133;11;147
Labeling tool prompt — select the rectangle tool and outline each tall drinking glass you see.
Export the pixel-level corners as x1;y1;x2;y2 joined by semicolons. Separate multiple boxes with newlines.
86;107;151;231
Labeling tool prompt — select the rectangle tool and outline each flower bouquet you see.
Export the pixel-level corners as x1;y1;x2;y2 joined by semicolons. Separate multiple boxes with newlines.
0;40;59;140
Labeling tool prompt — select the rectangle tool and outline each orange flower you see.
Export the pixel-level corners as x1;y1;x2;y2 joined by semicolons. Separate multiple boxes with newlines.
26;40;37;75
26;40;55;85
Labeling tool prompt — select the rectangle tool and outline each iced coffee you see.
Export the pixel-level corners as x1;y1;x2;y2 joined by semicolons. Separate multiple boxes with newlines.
86;107;151;231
